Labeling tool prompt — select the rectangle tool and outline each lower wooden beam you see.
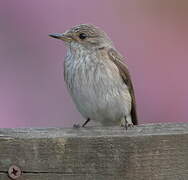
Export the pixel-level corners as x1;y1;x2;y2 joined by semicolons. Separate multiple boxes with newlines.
0;123;188;180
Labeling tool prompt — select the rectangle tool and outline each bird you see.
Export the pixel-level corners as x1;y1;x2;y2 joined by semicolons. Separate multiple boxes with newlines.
49;24;137;129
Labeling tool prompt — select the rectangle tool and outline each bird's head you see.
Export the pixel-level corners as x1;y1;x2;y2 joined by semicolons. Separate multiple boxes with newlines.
49;24;113;51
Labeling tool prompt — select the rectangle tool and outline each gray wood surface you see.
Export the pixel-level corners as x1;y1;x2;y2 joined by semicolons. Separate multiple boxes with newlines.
0;123;188;180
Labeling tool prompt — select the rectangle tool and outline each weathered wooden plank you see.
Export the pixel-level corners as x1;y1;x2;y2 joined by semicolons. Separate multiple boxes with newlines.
1;172;188;180
0;173;132;180
0;123;188;180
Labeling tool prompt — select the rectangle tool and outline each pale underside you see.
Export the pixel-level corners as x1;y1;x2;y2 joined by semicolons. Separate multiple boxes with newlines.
64;42;132;126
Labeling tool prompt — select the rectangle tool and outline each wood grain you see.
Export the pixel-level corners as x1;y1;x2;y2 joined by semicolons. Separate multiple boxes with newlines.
0;123;188;180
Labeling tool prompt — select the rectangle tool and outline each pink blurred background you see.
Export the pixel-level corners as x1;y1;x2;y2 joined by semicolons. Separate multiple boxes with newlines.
0;0;188;127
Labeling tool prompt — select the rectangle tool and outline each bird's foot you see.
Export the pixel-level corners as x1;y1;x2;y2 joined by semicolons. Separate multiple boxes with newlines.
122;122;134;130
120;117;134;130
73;124;81;129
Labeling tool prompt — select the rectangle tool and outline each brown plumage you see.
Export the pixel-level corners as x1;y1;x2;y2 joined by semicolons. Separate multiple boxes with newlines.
108;48;138;125
49;24;138;128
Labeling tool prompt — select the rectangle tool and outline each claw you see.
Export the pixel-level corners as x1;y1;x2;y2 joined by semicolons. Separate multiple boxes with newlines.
120;116;133;130
73;124;81;129
126;123;134;130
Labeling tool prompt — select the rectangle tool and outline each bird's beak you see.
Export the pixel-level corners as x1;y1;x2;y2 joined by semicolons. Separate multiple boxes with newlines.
49;33;72;42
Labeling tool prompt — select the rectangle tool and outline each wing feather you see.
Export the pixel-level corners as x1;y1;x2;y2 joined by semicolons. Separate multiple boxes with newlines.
108;48;138;125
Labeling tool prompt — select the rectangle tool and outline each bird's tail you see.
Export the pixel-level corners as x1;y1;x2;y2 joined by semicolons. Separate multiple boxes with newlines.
131;106;138;125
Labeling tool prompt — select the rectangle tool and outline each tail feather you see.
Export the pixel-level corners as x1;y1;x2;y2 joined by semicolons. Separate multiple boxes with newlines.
131;107;138;125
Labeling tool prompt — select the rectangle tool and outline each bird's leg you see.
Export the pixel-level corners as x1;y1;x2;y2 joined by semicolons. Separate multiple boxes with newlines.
73;118;90;129
120;115;133;130
73;124;81;129
82;118;90;127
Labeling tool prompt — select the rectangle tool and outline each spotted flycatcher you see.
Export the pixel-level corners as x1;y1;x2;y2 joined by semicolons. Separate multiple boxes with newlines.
49;24;137;128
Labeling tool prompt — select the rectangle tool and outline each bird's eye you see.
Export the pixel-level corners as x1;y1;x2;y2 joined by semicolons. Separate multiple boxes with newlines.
79;33;87;40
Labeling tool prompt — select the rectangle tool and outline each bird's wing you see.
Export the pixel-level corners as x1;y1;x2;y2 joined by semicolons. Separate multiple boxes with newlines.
108;48;138;125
